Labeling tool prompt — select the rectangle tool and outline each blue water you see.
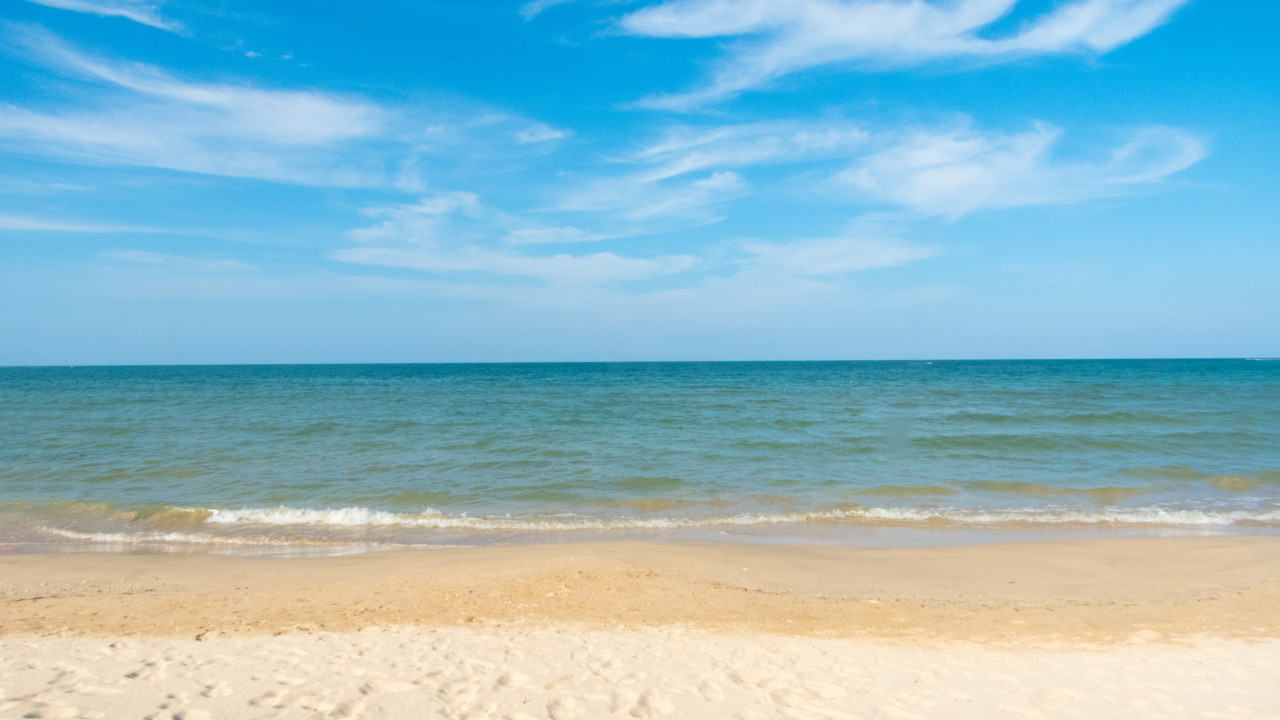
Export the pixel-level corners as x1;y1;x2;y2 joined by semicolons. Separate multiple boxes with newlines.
1;360;1278;549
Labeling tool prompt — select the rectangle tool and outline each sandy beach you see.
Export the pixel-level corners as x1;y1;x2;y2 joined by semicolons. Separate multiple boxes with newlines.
2;537;1279;718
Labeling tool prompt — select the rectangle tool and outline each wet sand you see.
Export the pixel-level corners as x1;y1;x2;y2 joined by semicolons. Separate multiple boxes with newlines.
2;536;1278;642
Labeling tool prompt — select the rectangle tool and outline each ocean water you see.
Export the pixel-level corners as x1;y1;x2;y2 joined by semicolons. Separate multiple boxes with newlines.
1;360;1278;552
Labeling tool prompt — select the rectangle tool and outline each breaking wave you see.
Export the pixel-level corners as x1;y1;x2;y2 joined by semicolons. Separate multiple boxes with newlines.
200;504;1280;531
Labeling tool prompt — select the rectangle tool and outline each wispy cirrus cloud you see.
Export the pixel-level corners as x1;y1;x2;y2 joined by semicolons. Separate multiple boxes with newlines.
331;190;939;290
555;169;748;226
619;0;1190;107
515;123;569;144
333;192;699;285
549;116;1201;230
0;26;572;187
740;236;937;275
0;214;151;233
20;0;180;33
0;26;385;184
630;121;868;181
100;249;258;272
519;0;579;21
839;122;1205;217
551;120;867;230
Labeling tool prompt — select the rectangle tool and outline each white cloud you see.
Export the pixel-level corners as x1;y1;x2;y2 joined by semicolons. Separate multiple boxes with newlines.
515;124;569;144
504;226;608;246
551;120;867;228
25;29;381;145
0;27;386;184
741;236;937;275
336;193;699;285
619;0;1189;106
100;249;257;272
347;192;485;247
21;0;180;33
0;214;146;232
0;28;572;187
556;169;747;223
335;245;698;284
631;121;868;181
520;0;578;20
839;123;1205;217
0;104;381;185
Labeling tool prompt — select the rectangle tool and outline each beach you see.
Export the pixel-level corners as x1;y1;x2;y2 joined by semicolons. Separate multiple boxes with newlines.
2;362;1278;716
3;537;1279;718
4;0;1277;711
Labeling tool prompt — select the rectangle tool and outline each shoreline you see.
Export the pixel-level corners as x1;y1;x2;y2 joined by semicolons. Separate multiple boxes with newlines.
3;535;1277;643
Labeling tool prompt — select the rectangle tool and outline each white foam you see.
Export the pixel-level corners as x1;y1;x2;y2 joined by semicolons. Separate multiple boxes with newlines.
204;506;849;531
207;506;412;527
852;506;1280;526
200;504;1280;531
38;527;397;548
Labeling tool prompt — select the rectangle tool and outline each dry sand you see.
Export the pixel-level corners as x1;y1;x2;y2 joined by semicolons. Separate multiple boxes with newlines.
2;536;1278;718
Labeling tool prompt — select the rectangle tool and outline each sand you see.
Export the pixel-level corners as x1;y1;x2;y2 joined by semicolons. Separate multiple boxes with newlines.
2;537;1279;718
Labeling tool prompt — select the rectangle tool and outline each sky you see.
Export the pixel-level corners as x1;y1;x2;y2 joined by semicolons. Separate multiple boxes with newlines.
0;0;1277;364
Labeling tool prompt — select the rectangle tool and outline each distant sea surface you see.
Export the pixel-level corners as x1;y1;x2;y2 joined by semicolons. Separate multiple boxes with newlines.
2;360;1278;553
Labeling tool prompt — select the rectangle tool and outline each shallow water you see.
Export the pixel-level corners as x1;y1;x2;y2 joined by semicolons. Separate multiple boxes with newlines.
2;360;1278;550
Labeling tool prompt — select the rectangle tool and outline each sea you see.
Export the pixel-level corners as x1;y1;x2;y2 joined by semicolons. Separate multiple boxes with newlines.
2;360;1278;554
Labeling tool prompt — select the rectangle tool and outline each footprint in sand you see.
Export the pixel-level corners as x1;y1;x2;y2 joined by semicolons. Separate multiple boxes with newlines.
199;681;231;698
609;688;639;713
459;700;498;719
547;695;581;719
157;690;192;709
495;671;528;689
698;679;725;702
437;677;480;705
628;689;674;718
769;688;806;707
330;698;367;718
361;678;416;694
248;688;289;708
803;680;847;700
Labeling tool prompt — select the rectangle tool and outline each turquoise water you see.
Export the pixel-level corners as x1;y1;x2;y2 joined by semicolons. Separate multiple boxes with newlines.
2;360;1278;550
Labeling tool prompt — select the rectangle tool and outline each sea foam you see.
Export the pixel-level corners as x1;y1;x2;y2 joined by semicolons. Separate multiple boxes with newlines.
200;504;1280;531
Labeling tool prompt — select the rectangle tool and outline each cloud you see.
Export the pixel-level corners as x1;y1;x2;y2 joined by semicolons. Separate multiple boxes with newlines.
520;0;579;21
335;245;698;284
550;120;868;229
619;0;1189;106
100;249;257;272
0;28;575;188
21;0;180;32
504;226;609;246
838;123;1205;217
515;123;569;144
630;121;868;181
740;236;937;275
21;28;381;145
0;27;386;184
556;170;747;225
335;193;699;285
0;214;148;232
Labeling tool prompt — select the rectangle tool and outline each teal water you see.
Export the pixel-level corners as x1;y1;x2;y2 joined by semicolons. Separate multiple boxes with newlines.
1;360;1278;550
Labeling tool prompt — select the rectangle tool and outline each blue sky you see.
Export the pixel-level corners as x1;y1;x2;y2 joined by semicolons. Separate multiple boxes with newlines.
1;0;1276;363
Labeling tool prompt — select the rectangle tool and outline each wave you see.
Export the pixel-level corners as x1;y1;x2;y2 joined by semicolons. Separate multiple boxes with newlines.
37;527;360;547
200;504;1280;531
